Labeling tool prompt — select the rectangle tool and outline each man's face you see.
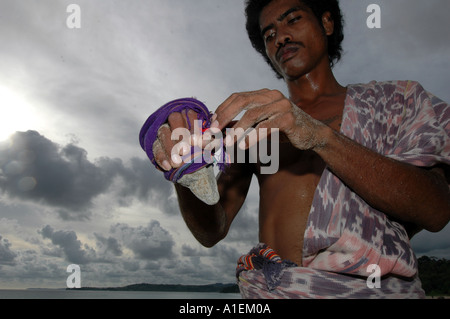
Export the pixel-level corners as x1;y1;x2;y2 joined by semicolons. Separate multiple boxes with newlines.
259;0;332;81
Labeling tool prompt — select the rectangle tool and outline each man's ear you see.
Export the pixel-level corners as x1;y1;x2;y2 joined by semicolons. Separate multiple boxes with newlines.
322;12;334;36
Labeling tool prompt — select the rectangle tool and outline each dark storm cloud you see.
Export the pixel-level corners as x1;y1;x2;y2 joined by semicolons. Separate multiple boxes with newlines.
0;131;178;220
0;235;16;266
94;233;123;257
110;221;175;260
39;225;96;265
0;131;112;219
110;156;179;216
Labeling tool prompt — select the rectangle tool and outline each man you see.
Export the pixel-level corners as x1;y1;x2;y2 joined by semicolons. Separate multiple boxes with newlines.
141;0;450;298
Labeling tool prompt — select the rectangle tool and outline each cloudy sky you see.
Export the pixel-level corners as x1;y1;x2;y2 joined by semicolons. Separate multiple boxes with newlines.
0;0;449;289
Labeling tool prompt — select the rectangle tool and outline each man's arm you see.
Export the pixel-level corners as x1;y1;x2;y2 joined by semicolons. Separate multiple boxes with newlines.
175;162;253;247
313;126;450;233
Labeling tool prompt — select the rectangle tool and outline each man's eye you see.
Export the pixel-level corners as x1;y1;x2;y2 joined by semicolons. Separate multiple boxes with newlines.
265;31;276;42
288;16;301;24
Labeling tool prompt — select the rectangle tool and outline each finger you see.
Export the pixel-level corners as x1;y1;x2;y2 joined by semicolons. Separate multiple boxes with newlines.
171;140;191;166
168;110;204;148
249;112;294;149
226;96;289;148
232;102;276;132
236;99;297;150
157;123;184;168
184;109;204;147
184;109;201;133
167;112;185;144
153;133;172;171
196;125;225;151
212;89;273;130
236;125;279;150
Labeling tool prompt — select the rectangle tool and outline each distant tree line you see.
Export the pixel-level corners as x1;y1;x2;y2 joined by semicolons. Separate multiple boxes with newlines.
66;256;448;297
418;256;450;297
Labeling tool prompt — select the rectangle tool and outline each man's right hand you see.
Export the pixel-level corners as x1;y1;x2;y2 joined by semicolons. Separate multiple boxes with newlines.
152;109;205;172
151;109;222;205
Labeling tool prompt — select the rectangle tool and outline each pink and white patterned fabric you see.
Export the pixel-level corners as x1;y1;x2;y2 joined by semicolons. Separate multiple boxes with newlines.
238;81;449;299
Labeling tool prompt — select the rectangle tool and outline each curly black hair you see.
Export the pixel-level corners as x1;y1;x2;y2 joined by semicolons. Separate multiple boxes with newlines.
245;0;344;79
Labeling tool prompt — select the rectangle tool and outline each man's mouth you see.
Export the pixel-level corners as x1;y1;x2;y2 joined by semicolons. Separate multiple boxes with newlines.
277;44;301;63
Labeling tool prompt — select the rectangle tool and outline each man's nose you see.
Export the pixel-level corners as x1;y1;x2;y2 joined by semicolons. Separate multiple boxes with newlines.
275;30;292;48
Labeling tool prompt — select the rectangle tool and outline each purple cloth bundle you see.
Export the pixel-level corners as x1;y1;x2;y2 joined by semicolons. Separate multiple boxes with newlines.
139;98;226;183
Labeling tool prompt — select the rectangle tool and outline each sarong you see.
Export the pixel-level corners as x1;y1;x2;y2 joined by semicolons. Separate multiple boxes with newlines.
139;98;227;183
237;81;449;299
237;244;425;299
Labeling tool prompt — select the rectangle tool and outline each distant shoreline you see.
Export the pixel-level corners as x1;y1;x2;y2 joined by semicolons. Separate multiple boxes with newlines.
65;283;240;294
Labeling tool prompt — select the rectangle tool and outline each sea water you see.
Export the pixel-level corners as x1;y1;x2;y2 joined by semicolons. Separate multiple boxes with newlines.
0;289;242;299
